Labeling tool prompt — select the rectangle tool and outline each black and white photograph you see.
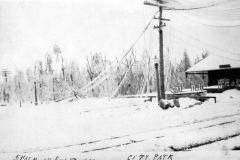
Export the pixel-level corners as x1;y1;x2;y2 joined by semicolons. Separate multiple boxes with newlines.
0;0;240;159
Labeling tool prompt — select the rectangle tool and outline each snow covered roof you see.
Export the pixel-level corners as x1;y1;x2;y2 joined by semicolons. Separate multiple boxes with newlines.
186;54;240;73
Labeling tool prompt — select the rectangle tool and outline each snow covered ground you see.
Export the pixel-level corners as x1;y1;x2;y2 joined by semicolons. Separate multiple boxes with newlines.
0;89;240;154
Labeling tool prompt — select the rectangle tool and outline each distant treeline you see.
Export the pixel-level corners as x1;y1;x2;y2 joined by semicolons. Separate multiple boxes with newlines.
0;45;209;103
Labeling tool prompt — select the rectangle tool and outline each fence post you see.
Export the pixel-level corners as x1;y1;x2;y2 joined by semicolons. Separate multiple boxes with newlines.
53;78;55;101
34;82;38;106
19;82;21;107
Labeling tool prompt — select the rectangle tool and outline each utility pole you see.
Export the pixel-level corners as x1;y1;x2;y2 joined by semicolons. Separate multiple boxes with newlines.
1;69;11;83
159;7;165;99
40;82;42;103
154;56;161;103
34;82;38;106
1;69;11;102
144;1;170;99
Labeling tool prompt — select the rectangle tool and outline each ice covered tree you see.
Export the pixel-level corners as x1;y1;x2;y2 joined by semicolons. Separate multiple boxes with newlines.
182;49;192;72
85;53;106;81
191;50;210;86
34;60;43;80
67;60;87;89
45;53;53;74
85;52;110;97
202;50;210;59
34;60;49;102
169;49;192;88
12;70;25;105
53;44;65;80
194;55;200;65
26;68;34;83
25;68;34;101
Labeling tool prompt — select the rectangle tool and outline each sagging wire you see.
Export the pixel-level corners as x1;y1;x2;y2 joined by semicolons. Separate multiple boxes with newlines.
164;30;240;61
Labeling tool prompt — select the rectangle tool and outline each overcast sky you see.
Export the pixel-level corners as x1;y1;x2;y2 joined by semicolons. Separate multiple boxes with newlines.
1;0;240;77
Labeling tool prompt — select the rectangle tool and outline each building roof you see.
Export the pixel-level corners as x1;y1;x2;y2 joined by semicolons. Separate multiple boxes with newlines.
186;54;240;73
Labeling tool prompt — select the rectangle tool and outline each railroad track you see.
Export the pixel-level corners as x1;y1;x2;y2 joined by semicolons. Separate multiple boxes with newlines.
2;113;240;153
81;114;240;153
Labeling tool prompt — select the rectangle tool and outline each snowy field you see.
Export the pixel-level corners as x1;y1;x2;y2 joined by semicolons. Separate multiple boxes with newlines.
0;89;240;155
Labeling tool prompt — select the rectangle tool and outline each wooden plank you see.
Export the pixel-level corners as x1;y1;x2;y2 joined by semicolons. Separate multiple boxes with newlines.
188;96;216;103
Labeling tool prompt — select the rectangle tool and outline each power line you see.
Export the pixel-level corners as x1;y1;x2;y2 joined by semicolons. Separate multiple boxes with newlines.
161;0;234;10
150;0;240;20
164;30;240;61
78;12;159;95
174;11;240;27
121;10;159;61
164;4;219;11
145;0;227;11
168;26;240;57
181;10;240;21
162;0;240;12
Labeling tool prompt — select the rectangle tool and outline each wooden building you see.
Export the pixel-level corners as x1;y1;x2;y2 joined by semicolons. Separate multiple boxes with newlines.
185;54;240;86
